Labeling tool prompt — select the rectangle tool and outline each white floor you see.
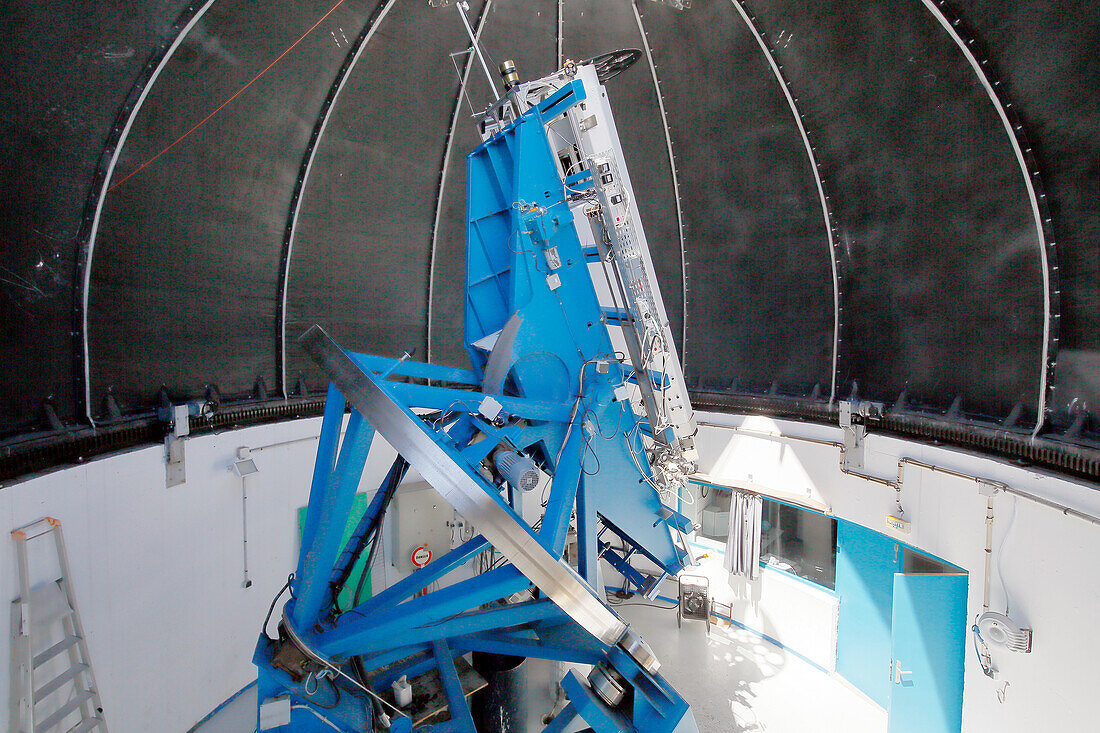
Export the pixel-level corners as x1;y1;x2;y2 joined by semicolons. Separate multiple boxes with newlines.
194;604;885;733
618;601;886;733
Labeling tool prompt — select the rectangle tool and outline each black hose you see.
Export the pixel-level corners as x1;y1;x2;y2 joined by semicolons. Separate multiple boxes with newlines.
263;577;292;641
331;456;409;614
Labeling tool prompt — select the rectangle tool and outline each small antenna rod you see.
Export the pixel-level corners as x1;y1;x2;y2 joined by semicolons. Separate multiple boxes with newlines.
455;1;500;98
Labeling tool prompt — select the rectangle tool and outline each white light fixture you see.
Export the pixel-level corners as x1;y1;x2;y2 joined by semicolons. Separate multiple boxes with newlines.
977;612;1032;653
233;458;259;477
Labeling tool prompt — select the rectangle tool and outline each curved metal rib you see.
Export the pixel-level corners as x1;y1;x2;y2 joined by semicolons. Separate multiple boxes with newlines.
728;0;841;406
276;0;398;399
629;2;690;367
556;0;564;69
74;0;217;425
918;0;1060;437
425;0;494;365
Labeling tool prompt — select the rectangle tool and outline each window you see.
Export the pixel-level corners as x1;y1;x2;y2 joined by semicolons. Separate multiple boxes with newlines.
760;500;838;589
902;548;963;575
695;486;838;590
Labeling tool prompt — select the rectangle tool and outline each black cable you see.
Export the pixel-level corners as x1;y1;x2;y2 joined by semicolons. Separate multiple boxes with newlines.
263;577;292;641
603;592;677;611
351;528;383;609
352;655;371;700
332;456;409;614
581;429;601;476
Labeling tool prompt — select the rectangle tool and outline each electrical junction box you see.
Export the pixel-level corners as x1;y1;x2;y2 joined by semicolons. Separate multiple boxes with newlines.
258;695;291;730
392;481;455;573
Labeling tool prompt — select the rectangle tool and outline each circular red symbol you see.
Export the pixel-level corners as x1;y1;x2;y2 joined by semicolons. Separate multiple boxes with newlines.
411;544;433;568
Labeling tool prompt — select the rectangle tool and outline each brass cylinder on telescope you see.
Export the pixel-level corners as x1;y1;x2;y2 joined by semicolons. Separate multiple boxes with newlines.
499;59;519;90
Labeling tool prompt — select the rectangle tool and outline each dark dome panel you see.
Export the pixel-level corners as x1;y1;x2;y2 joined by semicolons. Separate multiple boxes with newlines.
90;0;364;412
958;0;1100;422
0;0;188;434
1;0;1098;478
641;1;836;396
285;0;480;391
750;0;1045;419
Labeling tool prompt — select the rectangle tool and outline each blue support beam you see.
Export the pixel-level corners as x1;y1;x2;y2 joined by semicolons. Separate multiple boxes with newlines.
540;419;585;554
318;567;529;658
385;380;573;422
292;407;374;630
297;383;345;571
359;644;433;683
543;703;580;733
348;351;480;386
433;640;478;733
344;535;488;618
451;630;604;666
334;599;565;656
576;469;600;584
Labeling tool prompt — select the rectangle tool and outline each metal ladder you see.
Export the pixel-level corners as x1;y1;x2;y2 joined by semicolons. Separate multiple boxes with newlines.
10;517;107;733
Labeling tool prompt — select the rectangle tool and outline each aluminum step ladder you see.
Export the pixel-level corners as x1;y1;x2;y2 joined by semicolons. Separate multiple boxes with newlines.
10;518;107;733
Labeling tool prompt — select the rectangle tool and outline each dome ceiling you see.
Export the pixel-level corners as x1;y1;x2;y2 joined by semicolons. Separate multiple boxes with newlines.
2;0;1097;476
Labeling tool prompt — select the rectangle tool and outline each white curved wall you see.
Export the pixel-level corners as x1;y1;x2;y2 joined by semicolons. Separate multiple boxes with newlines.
0;416;401;733
2;412;1097;732
692;412;1100;732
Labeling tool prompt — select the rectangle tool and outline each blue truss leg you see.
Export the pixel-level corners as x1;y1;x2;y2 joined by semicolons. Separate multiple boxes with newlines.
576;469;600;584
348;351;480;386
297;383;345;571
342;599;565;657
358;644;432;681
543;703;580;733
339;535;489;619
318;567;529;658
541;421;585;554
291;409;374;630
450;630;604;666
433;640;478;733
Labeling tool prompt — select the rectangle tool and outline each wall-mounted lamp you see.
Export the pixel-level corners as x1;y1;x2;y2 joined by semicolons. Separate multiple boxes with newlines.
233;458;259;477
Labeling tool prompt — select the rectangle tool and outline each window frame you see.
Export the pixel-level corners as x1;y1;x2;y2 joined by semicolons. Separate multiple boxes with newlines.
691;479;840;593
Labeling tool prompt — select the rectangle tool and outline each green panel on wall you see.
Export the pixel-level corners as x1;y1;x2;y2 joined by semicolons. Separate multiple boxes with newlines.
297;494;373;610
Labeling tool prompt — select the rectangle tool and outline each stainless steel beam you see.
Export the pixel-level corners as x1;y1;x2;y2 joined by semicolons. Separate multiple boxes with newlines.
300;325;627;647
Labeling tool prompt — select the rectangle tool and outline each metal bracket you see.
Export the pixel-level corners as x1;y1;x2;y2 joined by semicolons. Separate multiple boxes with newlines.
839;400;884;472
839;401;866;471
165;403;189;487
